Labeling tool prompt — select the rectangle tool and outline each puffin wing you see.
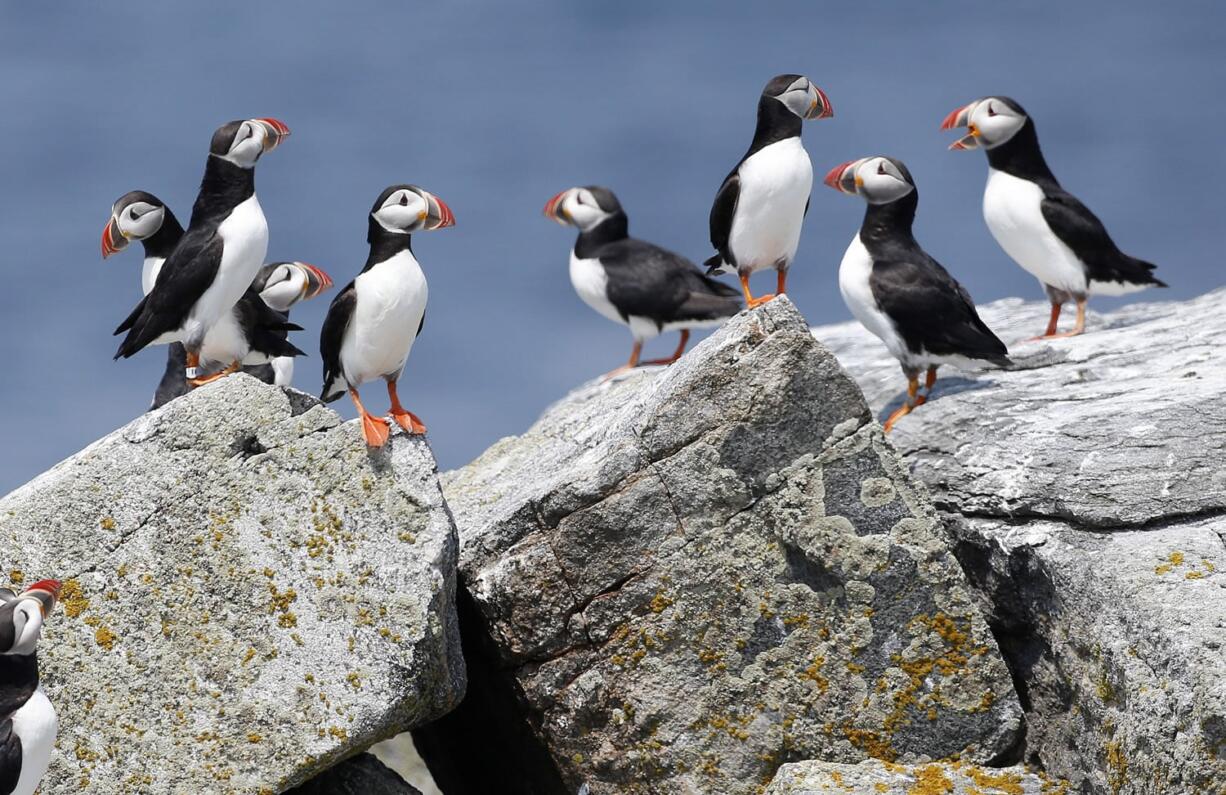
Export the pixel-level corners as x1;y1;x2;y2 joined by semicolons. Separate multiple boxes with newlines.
869;256;1010;366
0;719;19;794
600;239;702;322
319;281;357;402
237;290;305;359
113;227;223;359
1040;190;1164;287
705;170;740;272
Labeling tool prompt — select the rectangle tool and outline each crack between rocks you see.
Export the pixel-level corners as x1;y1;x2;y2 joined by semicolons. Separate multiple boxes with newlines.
949;501;1226;535
68;504;166;580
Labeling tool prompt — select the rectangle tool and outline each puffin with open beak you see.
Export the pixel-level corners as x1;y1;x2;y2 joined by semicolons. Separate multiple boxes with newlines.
103;190;322;406
942;96;1164;339
113;118;293;385
705;74;833;307
825;156;1010;431
544;185;741;377
320;185;454;447
1;579;61;795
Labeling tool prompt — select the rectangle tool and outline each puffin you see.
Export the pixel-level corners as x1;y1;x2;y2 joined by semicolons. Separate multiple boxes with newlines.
824;156;1011;431
320;184;455;447
705;74;834;307
941;96;1165;338
0;580;61;795
113;118;292;384
544;185;742;375
103;191;327;405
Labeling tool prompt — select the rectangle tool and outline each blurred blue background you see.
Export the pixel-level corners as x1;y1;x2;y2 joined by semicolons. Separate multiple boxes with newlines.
1;2;1221;492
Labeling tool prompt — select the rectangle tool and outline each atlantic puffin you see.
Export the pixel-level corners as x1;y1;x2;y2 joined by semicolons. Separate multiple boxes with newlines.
941;96;1165;338
0;580;60;795
103;191;325;404
320;185;455;447
113;118;292;384
543;185;741;376
825;156;1010;431
706;74;833;307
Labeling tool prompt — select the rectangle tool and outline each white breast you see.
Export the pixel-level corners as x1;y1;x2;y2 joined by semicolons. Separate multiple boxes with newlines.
340;249;429;387
838;234;908;363
569;252;625;327
11;686;57;795
182;195;269;348
983;168;1087;295
728;137;813;273
197;306;253;366
141;256;165;295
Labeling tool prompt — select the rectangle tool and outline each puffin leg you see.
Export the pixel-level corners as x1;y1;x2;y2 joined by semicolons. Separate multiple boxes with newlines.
387;380;426;435
643;330;690;366
188;359;241;387
183;350;202;387
776;269;788;297
349;387;390;447
603;341;643;379
1026;302;1063;340
740;273;775;309
916;366;938;406
883;374;921;433
1042;298;1089;339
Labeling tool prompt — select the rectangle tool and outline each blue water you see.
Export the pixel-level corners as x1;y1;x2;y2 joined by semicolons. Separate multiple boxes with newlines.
1;2;1222;492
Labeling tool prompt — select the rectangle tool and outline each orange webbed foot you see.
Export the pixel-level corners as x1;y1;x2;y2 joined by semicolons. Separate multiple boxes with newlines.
746;293;777;309
361;413;391;447
883;404;913;433
391;409;427;435
188;360;240;387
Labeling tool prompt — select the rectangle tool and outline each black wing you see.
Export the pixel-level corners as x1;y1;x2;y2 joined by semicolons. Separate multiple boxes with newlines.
705;170;741;273
319;281;357;402
600;239;741;326
236;290;305;359
0;719;19;794
113;226;223;358
869;256;1010;366
1040;189;1164;288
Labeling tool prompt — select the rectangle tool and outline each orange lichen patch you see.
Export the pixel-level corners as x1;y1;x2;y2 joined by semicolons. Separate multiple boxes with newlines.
875;784;889;793
907;764;953;794
1185;571;1204;580
649;592;674;613
60;579;89;618
966;765;1025;794
8;570;23;586
100;516;116;530
1105;741;1128;795
94;625;117;650
799;656;829;693
841;725;895;761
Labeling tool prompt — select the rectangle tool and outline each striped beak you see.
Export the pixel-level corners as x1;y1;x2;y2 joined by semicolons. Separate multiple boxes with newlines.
254;118;291;153
421;190;455;230
20;579;61;619
823;159;866;195
941;101;982;151
101;215;127;258
542;189;572;225
805;83;835;120
296;262;334;301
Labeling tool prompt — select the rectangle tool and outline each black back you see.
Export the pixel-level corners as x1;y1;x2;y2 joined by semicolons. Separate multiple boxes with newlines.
0;653;37;721
858;176;1009;365
0;719;18;794
984;100;1163;289
574;195;740;328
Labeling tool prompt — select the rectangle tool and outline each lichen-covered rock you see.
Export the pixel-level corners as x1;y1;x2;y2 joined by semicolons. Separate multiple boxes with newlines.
285;753;422;795
0;375;464;794
434;299;1022;795
814;290;1226;794
765;759;1066;794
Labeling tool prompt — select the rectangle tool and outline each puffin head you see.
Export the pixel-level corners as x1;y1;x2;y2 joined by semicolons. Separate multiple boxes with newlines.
823;156;916;205
542;186;622;232
255;262;334;311
102;190;167;258
0;580;61;656
941;96;1028;151
763;74;834;121
369;185;456;236
210;118;290;168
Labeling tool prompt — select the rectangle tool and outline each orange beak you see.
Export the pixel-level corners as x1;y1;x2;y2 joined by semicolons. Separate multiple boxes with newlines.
101;216;126;258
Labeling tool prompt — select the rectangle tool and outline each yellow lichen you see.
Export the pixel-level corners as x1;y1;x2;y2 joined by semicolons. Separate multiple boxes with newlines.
966;765;1024;794
94;626;117;650
799;656;829;693
1105;741;1127;795
907;764;953;794
247;733;262;743
8;570;23;586
1185;571;1204;580
60;578;89;618
649;592;673;613
100;516;116;530
841;725;895;761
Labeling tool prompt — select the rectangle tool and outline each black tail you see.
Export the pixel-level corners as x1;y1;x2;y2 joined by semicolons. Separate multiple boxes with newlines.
703;254;726;275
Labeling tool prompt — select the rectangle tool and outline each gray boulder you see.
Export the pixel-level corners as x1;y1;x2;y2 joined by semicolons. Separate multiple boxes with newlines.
0;375;464;794
814;290;1226;794
433;298;1023;795
765;759;1062;794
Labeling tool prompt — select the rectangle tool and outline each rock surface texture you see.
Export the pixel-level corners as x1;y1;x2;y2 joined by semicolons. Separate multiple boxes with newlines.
765;759;1064;794
429;299;1023;794
814;290;1226;795
0;375;464;794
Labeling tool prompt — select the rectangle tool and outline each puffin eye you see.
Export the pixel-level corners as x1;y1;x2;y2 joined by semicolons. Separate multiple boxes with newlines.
129;207;140;220
987;104;997;117
398;194;408;206
877;162;887;176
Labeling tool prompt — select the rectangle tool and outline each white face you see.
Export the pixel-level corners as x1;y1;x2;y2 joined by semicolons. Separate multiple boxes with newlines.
553;188;614;232
373;188;430;234
259;264;307;311
965;98;1027;149
115;201;165;243
854;157;914;204
220;120;273;168
777;76;820;119
1;597;46;656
